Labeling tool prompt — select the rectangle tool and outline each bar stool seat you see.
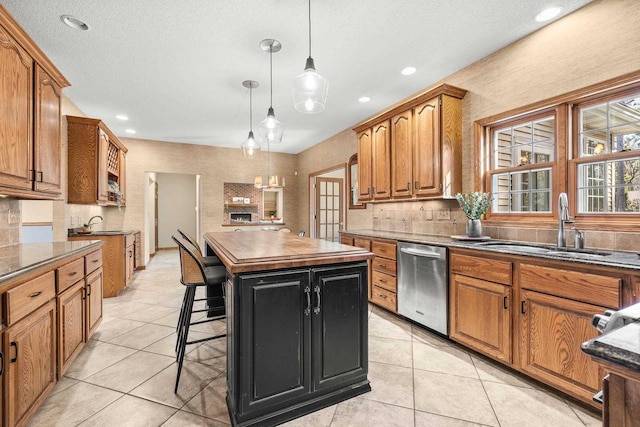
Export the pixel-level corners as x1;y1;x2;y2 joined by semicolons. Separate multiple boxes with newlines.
172;234;227;393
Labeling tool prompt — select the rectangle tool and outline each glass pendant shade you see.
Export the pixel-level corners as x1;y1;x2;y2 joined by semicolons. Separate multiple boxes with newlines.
241;130;260;159
293;57;328;113
258;107;283;144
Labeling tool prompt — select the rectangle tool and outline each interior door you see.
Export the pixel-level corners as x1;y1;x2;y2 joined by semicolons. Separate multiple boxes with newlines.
315;177;343;242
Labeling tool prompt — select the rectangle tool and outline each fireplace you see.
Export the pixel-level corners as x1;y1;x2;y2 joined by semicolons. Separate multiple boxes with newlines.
230;213;252;222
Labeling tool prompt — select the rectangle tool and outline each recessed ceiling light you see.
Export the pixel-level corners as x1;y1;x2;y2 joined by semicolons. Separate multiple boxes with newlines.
535;6;563;22
401;67;417;76
115;114;129;121
125;129;136;134
60;15;90;31
359;96;371;103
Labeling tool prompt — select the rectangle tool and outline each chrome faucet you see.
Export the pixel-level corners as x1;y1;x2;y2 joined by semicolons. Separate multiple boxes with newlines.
557;193;573;248
86;215;103;229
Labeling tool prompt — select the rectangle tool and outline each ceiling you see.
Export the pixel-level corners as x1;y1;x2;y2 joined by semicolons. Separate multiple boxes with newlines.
3;0;592;154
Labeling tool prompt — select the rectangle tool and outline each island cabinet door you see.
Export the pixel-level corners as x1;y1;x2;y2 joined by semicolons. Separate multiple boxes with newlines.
311;263;368;392
238;270;312;417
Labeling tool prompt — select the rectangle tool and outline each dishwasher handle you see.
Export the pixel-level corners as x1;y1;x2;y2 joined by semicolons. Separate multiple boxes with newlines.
400;247;442;259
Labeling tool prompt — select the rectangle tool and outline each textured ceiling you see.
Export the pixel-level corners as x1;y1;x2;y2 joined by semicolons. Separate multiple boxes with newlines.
2;0;592;153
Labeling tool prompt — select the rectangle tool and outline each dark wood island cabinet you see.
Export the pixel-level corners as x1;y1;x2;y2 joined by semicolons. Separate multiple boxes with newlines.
204;232;373;427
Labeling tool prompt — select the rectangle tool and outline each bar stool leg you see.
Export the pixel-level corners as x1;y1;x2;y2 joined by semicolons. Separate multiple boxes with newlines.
175;285;196;393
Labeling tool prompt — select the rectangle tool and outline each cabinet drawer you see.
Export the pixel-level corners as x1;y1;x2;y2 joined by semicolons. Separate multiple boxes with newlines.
372;240;396;260
372;270;396;292
353;238;371;251
126;233;135;247
85;249;103;274
371;285;397;312
520;264;621;308
373;257;397;276
450;252;512;285
56;257;85;293
6;271;56;325
340;235;354;246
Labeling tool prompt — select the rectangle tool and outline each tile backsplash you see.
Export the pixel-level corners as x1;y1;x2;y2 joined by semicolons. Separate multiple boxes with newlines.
0;198;20;247
371;199;640;253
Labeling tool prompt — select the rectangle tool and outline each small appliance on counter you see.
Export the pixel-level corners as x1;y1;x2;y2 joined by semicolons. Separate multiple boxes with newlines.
592;303;640;334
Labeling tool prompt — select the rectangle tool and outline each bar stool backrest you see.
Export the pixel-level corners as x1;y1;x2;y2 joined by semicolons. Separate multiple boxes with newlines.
177;229;203;254
172;234;207;286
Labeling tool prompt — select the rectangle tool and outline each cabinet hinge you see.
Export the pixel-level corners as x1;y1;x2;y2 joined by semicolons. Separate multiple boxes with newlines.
439;98;443;106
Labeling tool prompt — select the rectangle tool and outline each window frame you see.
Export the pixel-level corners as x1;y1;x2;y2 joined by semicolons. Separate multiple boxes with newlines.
475;72;640;231
482;106;567;223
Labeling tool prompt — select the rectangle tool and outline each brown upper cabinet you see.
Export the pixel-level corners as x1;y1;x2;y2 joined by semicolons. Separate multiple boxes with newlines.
354;84;466;202
67;116;128;206
0;6;69;199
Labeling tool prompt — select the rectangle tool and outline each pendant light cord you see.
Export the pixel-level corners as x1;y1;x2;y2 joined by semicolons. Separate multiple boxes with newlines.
308;0;312;58
269;44;273;108
249;85;253;131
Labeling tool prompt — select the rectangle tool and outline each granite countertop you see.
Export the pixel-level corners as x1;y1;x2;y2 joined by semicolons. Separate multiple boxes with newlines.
68;229;137;237
0;240;103;284
341;229;640;271
582;321;640;373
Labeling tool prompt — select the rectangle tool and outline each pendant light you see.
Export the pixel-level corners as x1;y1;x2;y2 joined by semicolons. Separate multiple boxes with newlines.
241;80;261;159
258;39;283;144
292;0;328;113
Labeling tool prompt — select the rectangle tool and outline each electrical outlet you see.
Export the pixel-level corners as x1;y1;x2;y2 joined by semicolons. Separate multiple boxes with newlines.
436;209;450;220
424;209;433;220
70;216;76;227
8;209;20;224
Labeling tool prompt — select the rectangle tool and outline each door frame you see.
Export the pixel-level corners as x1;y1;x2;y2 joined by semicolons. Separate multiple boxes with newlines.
308;164;347;239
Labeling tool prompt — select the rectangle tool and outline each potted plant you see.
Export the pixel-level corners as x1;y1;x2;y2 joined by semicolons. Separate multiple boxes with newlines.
456;192;493;237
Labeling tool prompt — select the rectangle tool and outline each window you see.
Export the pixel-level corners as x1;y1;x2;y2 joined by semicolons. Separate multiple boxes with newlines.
486;111;559;215
574;92;640;214
478;74;640;228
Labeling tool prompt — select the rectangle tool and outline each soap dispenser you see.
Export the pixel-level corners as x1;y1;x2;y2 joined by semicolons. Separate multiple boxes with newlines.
573;227;585;249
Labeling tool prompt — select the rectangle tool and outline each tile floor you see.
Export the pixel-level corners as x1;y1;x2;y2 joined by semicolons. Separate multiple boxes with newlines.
29;249;603;427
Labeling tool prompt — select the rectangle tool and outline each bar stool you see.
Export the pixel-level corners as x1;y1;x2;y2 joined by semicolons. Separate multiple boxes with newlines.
177;229;225;317
172;234;226;393
177;229;222;267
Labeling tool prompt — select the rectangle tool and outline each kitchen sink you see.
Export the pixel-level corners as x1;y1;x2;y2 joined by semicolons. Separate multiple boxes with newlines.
476;241;611;258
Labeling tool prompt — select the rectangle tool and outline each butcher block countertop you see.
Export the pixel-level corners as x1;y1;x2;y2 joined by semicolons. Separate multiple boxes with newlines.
204;231;374;274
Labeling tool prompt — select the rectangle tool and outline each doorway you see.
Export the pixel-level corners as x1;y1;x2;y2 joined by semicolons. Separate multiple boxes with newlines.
309;165;346;241
144;172;201;265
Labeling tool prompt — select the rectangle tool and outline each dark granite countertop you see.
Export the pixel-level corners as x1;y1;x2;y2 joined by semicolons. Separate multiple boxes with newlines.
341;229;640;271
0;241;103;285
582;321;640;373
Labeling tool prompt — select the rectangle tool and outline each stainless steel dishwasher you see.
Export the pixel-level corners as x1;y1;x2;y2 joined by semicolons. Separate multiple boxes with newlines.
397;242;448;335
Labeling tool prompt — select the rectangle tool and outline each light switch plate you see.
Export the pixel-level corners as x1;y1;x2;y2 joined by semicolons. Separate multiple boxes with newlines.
424;209;433;220
436;209;450;220
8;209;20;224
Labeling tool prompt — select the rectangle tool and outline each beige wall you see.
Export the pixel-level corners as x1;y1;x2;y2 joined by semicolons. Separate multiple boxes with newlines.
300;0;640;251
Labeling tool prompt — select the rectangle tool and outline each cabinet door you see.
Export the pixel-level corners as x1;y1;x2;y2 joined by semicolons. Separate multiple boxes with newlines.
57;280;85;377
357;129;373;201
0;24;33;192
413;98;441;197
238;270;311;416
519;290;604;402
97;130;109;203
391;110;413;198
450;274;511;363
86;267;104;339
372;121;391;200
125;244;135;286
312;264;368;392
33;65;62;195
5;299;56;427
118;150;126;206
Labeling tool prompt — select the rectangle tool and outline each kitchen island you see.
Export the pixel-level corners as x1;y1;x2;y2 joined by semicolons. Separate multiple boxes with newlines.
204;231;373;427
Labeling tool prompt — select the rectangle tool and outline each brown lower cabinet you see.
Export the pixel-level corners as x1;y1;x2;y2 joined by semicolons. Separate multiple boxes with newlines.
1;244;103;426
449;247;637;409
4;300;57;427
